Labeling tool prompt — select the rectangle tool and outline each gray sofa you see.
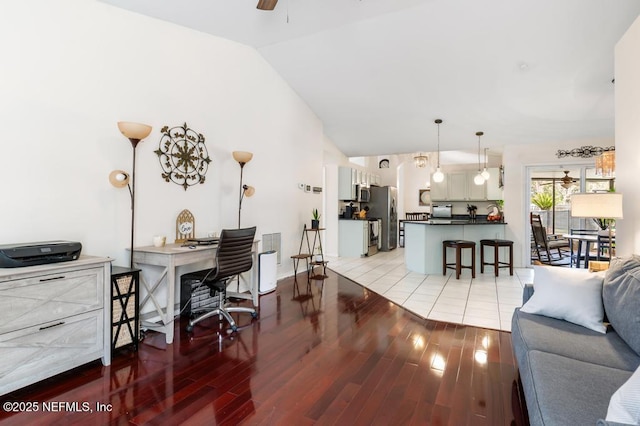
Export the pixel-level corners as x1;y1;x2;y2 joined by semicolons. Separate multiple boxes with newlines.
511;258;640;426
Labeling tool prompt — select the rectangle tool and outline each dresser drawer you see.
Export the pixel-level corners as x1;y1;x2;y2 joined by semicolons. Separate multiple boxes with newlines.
0;267;104;334
0;309;104;395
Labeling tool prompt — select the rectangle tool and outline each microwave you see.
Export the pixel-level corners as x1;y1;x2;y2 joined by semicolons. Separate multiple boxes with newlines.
357;186;370;202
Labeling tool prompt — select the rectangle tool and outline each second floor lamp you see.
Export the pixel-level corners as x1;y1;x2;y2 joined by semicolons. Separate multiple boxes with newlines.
233;151;255;228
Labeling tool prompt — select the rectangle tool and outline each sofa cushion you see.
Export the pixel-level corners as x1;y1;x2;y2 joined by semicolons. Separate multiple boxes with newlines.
512;308;640;372
603;256;640;356
525;350;631;426
521;265;606;333
606;365;640;424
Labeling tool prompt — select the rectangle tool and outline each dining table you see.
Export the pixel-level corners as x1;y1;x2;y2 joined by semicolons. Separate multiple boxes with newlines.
561;233;601;269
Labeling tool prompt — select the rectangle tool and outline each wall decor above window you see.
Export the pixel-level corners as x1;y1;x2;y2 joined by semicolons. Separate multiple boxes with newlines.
556;145;614;159
155;122;211;190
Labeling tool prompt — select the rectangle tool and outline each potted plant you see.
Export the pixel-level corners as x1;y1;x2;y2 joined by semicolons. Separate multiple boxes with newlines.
311;209;321;229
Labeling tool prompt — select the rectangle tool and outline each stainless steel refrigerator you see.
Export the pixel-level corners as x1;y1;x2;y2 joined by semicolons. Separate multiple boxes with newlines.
366;186;398;251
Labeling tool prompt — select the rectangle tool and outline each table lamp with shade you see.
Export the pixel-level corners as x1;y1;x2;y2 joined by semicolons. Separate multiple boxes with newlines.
570;192;623;261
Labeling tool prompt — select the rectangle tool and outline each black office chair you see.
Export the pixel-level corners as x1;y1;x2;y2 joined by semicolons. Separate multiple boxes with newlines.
184;226;258;333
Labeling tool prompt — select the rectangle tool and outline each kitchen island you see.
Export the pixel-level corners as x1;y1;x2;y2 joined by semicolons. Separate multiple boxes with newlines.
404;220;507;275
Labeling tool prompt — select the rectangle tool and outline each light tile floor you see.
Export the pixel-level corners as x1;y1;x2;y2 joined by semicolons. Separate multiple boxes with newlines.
326;247;533;332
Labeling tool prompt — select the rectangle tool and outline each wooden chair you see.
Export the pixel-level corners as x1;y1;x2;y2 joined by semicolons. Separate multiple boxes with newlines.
597;233;615;261
530;213;571;265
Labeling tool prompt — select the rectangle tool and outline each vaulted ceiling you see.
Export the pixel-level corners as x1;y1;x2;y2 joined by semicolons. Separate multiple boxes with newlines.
100;0;640;157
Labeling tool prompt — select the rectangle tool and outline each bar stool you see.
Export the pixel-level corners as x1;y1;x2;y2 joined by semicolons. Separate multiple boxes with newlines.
480;239;514;276
443;240;476;279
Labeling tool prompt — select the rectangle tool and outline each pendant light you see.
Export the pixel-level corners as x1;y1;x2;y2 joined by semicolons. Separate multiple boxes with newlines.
414;153;428;168
474;131;485;185
432;119;444;183
481;147;491;180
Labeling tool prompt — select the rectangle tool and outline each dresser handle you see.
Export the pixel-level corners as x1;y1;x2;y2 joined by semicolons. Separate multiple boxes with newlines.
39;276;66;282
39;321;65;330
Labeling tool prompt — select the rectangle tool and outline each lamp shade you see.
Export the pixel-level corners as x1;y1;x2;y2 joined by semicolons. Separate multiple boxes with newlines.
571;193;623;219
244;185;256;197
109;170;130;188
233;151;253;164
117;121;152;140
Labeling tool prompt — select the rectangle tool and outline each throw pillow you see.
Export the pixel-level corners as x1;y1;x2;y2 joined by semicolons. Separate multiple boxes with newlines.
602;255;640;355
520;265;606;333
606;365;640;424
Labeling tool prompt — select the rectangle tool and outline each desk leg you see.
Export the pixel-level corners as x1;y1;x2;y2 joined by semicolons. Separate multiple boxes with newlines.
135;262;175;345
165;258;175;344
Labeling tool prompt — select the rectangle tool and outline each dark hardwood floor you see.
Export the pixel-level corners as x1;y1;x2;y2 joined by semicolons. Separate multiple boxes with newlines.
0;271;528;425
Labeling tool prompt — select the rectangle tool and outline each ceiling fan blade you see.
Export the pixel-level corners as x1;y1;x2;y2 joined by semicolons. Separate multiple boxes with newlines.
257;0;278;10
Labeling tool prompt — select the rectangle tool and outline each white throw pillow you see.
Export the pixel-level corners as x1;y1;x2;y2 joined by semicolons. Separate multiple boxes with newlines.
606;366;640;424
520;266;606;333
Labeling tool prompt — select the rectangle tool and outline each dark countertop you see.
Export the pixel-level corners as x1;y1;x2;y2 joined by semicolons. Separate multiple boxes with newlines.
405;219;506;225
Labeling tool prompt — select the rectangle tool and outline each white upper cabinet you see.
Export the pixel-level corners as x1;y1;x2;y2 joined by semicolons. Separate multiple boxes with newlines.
430;174;448;200
467;172;487;200
338;166;356;200
448;172;468;200
430;171;487;201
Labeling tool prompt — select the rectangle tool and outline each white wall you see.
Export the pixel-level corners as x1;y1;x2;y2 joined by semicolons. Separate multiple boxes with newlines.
402;163;432;214
615;15;640;257
0;0;324;280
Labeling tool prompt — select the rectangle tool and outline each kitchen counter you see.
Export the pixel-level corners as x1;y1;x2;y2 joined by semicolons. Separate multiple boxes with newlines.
406;219;507;225
404;220;507;275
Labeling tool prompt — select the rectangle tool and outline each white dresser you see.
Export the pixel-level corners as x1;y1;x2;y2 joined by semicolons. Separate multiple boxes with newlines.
0;256;112;395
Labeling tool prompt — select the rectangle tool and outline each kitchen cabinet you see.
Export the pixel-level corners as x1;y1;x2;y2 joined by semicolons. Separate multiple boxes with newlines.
338;166;356;200
467;172;487;200
485;167;502;200
430;175;448;200
339;220;368;257
448;172;468;200
431;171;487;201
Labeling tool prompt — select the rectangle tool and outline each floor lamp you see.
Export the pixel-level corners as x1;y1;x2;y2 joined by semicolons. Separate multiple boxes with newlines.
113;121;152;268
571;192;623;262
233;151;255;228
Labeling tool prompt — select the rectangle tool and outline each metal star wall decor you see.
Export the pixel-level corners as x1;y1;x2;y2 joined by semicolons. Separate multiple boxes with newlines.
556;145;615;159
155;123;211;190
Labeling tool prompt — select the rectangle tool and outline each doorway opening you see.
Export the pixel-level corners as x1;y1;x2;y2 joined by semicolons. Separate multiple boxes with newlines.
527;165;615;265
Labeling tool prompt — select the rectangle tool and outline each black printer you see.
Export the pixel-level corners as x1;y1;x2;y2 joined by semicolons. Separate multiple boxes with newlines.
0;241;82;268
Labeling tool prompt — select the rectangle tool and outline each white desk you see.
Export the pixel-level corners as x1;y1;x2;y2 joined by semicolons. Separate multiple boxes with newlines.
132;242;259;344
